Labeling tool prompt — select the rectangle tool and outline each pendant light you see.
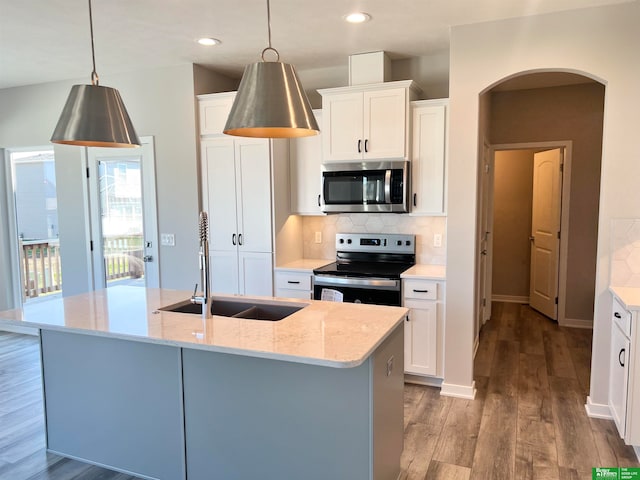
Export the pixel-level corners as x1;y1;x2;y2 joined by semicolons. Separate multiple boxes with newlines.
224;0;319;138
51;0;140;148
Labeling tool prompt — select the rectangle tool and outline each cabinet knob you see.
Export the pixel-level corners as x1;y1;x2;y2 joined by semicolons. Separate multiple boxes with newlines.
620;348;626;367
614;312;622;319
317;194;321;207
364;139;368;153
406;316;410;322
357;139;362;153
413;289;429;293
413;193;417;207
287;281;300;284
232;233;236;246
238;233;243;246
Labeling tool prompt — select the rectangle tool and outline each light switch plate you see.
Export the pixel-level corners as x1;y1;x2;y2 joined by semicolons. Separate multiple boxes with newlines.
161;233;175;246
315;231;322;244
433;233;442;248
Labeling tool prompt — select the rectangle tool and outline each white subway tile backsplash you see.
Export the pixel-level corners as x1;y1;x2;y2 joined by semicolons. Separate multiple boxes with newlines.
611;219;640;287
302;214;446;265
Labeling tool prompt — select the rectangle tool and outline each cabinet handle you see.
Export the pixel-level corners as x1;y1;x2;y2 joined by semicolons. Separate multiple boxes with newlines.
620;348;626;367
238;233;243;246
357;139;362;153
232;233;236;246
318;194;321;207
413;193;417;207
614;312;622;319
364;139;368;152
406;316;410;322
287;281;300;284
413;289;429;293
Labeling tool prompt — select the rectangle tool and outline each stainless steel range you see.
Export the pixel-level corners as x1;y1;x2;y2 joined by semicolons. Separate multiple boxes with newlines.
313;233;416;306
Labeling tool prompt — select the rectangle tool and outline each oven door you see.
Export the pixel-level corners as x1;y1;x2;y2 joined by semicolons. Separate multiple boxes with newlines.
313;275;401;306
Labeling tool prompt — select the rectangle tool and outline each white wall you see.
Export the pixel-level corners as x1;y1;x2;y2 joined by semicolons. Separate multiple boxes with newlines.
447;1;640;405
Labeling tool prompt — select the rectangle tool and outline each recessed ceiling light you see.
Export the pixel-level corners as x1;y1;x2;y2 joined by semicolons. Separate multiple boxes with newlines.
344;12;371;24
198;37;221;46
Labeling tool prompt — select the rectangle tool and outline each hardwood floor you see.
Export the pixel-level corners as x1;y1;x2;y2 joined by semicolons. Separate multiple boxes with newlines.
401;302;639;479
0;302;638;479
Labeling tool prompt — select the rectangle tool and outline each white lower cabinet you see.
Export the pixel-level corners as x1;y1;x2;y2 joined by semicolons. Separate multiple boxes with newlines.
402;279;444;379
610;318;630;436
274;271;313;300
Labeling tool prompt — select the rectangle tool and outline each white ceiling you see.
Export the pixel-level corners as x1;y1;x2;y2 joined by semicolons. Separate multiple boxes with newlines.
0;0;631;90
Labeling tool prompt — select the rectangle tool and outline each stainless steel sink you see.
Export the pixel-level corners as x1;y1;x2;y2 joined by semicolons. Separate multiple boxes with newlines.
159;299;306;321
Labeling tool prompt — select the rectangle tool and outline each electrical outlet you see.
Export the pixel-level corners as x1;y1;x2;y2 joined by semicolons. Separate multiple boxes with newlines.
433;233;442;248
161;233;175;246
315;231;322;244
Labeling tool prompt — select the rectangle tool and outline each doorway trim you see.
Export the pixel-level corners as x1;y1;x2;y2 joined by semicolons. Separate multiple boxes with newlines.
488;140;579;327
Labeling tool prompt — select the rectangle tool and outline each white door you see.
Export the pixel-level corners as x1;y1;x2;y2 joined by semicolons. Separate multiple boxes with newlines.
88;137;159;289
235;139;272;253
364;88;406;160
529;148;563;319
322;92;363;161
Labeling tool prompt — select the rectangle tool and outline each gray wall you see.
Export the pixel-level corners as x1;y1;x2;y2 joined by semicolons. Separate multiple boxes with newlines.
0;63;237;306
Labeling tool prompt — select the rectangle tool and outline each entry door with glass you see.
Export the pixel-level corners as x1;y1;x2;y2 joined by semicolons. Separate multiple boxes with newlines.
87;137;159;289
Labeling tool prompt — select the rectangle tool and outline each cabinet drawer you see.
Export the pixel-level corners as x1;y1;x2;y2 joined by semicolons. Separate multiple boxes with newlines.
404;280;437;300
275;273;311;291
612;297;631;338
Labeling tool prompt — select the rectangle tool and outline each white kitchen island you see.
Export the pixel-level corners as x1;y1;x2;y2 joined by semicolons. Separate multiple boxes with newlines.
0;286;407;480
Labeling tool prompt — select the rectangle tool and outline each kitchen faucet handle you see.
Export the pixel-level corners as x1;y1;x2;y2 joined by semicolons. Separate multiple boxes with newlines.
193;283;198;296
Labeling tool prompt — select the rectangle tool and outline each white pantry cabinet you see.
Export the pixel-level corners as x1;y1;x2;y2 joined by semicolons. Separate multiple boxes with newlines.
318;81;421;163
197;92;290;297
290;110;323;215
402;279;444;379
410;99;448;215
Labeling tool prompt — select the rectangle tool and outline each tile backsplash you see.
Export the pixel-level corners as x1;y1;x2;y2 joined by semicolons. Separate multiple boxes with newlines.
301;214;446;265
611;219;640;287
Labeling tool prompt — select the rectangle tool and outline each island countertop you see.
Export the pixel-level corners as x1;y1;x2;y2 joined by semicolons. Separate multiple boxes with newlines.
0;286;407;368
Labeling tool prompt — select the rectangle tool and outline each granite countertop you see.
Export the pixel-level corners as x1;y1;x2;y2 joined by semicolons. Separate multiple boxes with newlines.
610;286;640;310
275;259;332;272
401;264;446;280
0;286;407;368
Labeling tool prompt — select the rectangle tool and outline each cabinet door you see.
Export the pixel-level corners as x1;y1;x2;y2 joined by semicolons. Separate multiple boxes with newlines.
202;138;238;252
291;110;323;214
403;299;437;376
199;94;235;136
411;102;446;214
235;139;273;253
239;251;273;296
610;322;630;437
363;88;407;160
211;250;239;294
322;92;363;161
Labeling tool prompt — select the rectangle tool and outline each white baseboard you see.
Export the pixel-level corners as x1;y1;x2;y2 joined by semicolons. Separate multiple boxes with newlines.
404;374;443;388
440;381;477;400
585;396;612;419
560;317;593;329
491;294;529;304
0;323;39;336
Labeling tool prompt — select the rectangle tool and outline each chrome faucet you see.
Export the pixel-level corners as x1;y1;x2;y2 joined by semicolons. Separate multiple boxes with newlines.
191;211;212;318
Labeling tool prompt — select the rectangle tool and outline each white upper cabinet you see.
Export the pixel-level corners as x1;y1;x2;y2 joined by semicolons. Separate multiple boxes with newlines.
198;92;236;136
290;110;323;215
410;99;448;215
319;81;421;163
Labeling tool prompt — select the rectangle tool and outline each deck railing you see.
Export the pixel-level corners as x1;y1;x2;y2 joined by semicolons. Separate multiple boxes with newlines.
21;239;62;299
21;235;144;299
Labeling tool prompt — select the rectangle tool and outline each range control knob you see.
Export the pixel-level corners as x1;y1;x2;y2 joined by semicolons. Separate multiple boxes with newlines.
406;240;411;246
339;238;344;244
347;239;352;244
397;240;402;246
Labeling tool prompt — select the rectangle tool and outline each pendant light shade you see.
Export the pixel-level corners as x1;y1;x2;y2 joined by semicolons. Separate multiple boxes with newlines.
50;0;140;148
224;61;319;138
223;0;319;138
51;84;140;148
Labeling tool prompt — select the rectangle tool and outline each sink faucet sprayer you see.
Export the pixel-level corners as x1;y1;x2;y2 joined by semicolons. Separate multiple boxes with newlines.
191;211;212;318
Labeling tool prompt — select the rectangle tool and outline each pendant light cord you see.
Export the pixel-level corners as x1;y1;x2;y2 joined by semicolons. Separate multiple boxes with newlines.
88;0;99;85
261;0;279;62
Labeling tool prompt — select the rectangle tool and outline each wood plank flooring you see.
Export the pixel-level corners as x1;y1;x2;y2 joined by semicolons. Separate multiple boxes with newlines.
0;302;638;479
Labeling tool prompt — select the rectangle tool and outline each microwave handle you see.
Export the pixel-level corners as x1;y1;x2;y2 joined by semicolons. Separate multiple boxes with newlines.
384;169;392;204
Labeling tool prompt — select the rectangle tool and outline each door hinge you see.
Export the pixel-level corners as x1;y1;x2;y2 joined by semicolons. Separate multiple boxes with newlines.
557;231;561;239
560;162;564;173
555;297;558;305
484;164;490;173
482;298;487;307
86;167;90;178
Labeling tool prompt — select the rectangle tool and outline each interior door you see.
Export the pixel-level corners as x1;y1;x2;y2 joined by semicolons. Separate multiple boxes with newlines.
88;137;159;289
529;148;563;319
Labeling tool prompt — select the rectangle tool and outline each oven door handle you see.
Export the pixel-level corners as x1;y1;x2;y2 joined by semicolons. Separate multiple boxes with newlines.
314;275;400;289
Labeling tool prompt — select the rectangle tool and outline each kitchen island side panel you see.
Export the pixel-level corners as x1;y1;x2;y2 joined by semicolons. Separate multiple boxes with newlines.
40;330;185;480
182;348;372;480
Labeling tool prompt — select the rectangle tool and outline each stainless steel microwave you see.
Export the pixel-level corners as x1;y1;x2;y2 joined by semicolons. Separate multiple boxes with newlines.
321;161;409;213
